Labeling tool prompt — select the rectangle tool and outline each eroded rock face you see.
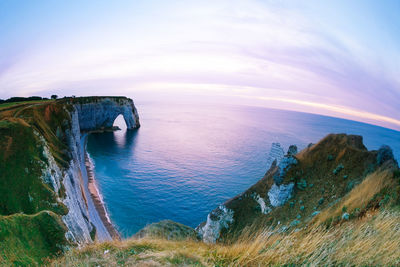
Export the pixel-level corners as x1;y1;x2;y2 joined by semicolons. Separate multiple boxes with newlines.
35;109;96;244
196;142;298;243
254;194;272;214
74;98;140;131
268;183;294;207
266;143;285;170
273;147;298;185
196;205;234;243
40;97;140;244
198;134;398;243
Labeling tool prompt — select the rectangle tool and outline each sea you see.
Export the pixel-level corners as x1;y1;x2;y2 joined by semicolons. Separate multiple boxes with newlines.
86;102;400;238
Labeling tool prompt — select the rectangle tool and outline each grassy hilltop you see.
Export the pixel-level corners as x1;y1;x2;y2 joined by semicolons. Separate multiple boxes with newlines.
219;134;397;240
1;98;400;266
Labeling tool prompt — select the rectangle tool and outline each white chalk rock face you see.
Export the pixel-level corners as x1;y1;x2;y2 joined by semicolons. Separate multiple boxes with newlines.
62;160;95;244
36;121;95;244
266;143;285;170
60;98;140;243
74;97;140;131
196;205;234;243
196;142;298;243
254;194;272;214
38;97;140;245
268;183;294;207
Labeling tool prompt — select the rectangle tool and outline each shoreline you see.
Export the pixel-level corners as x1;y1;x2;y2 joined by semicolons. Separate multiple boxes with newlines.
83;136;121;240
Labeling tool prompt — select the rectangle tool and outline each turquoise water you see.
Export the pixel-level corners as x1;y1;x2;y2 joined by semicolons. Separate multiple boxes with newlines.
86;102;400;238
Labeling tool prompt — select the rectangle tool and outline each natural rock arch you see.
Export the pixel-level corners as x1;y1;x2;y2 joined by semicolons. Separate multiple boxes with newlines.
74;97;140;132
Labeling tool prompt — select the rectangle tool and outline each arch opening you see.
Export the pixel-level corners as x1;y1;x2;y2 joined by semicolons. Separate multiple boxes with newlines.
113;114;127;130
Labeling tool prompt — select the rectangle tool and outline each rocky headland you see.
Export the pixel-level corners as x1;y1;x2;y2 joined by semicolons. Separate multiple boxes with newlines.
196;134;399;243
1;96;399;266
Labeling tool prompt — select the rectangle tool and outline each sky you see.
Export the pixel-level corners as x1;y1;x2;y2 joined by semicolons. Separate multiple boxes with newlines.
0;0;399;130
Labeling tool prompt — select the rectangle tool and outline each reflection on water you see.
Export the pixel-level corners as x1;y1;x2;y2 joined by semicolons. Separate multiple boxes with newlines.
87;103;400;238
113;115;128;148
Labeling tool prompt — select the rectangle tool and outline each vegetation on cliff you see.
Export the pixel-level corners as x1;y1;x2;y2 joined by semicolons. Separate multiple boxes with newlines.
218;134;398;241
52;208;400;266
0;99;74;265
135;220;199;241
0;97;135;265
1;98;399;266
51;134;400;266
0;211;67;265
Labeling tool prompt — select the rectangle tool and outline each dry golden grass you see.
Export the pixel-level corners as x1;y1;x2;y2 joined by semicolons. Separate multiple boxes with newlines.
52;209;400;266
217;210;400;266
51;238;212;266
316;168;395;224
48;133;400;266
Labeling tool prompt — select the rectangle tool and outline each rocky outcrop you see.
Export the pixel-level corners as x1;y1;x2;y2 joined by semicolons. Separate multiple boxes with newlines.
197;134;400;244
267;145;297;207
72;97;140;131
268;183;294;207
273;146;298;185
254;194;271;214
196;144;297;243
266;143;285;170
196;205;234;243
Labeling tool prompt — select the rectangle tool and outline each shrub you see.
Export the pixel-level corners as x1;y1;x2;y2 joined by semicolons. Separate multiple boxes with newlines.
333;164;344;175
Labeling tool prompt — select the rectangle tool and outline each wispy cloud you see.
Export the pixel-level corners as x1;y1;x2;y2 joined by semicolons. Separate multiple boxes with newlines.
0;0;398;130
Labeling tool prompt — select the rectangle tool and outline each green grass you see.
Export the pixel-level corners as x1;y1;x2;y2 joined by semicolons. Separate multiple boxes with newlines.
0;119;67;216
0;97;138;266
52;207;400;266
164;252;204;266
0;211;68;266
0;100;53;111
0;97;141;266
0;101;75;266
0;101;32;109
1;99;399;267
136;220;199;241
51;240;162;266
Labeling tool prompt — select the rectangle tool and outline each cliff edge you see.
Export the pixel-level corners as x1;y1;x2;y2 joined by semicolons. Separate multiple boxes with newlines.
52;134;400;266
0;96;139;265
196;134;399;243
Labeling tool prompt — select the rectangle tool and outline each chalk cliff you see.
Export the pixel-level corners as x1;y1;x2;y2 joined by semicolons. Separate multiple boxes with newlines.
196;134;398;243
72;97;140;131
0;96;140;248
61;97;140;243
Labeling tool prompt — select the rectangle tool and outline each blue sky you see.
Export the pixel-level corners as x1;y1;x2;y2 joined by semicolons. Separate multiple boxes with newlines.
0;0;399;130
